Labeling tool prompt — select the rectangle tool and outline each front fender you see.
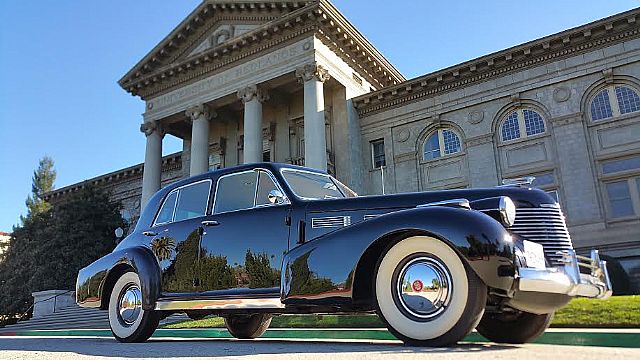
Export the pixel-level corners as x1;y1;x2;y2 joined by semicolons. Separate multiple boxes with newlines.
76;246;161;310
281;206;515;306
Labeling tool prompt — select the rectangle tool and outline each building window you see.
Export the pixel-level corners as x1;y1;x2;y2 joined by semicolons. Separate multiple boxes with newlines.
590;85;640;121
606;181;635;218
371;139;386;168
500;109;546;142
601;155;640;219
423;129;462;160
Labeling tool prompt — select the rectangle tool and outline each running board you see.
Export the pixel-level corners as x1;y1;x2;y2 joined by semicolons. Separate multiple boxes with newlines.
154;297;285;311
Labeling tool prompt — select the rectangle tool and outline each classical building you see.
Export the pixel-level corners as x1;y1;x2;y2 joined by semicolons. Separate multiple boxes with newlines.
45;1;640;290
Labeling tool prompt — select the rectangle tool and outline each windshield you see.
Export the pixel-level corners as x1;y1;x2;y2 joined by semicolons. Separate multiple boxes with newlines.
281;169;357;200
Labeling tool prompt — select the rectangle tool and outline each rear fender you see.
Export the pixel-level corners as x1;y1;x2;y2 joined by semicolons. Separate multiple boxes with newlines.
76;246;161;310
281;206;515;306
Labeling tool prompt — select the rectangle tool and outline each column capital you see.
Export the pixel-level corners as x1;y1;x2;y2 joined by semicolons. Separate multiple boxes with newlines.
237;84;269;104
140;121;164;138
295;62;330;84
185;104;216;122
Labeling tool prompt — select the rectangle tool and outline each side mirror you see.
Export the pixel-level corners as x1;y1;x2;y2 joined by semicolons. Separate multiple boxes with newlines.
115;227;124;239
268;189;285;204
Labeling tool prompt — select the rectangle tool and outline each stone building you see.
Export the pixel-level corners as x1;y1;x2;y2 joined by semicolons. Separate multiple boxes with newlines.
45;1;640;289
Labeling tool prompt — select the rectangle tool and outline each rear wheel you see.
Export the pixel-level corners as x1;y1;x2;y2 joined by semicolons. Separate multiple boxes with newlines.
224;313;272;339
476;311;553;344
108;272;159;343
375;236;487;347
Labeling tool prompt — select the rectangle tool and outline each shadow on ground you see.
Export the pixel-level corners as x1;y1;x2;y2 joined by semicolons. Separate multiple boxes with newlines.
0;337;516;358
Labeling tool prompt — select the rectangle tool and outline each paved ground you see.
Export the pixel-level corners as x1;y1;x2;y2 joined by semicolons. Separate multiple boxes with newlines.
0;337;638;360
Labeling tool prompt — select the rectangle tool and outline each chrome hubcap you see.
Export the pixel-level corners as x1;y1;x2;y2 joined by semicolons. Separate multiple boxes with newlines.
118;285;142;326
396;256;452;319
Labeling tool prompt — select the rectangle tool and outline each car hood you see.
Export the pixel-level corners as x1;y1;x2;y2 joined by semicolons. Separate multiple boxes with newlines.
304;187;555;213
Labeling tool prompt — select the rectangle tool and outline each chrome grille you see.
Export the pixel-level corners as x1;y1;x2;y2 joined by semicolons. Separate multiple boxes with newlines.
509;205;574;266
311;216;351;228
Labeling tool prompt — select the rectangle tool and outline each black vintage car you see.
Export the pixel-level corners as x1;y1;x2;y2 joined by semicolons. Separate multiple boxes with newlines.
76;163;611;345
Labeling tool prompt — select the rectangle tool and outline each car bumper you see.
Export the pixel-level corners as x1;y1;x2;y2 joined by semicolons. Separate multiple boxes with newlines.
517;249;612;299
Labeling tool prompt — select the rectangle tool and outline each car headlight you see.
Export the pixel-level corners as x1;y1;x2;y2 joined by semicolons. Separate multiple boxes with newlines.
499;196;516;227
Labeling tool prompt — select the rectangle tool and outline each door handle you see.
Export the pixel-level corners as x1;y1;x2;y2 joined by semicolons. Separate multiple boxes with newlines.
142;231;157;237
201;220;219;227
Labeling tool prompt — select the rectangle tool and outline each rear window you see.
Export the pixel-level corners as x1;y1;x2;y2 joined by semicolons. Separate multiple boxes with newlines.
174;181;211;221
153;180;211;225
155;191;177;225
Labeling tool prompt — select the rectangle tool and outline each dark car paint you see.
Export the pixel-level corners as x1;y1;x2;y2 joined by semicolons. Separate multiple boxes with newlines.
281;206;514;308
77;162;554;312
76;246;161;310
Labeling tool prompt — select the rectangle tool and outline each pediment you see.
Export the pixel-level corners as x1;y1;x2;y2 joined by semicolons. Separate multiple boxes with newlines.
186;23;261;58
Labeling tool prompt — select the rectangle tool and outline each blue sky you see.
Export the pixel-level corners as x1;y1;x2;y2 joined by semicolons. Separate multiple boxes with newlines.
0;1;637;231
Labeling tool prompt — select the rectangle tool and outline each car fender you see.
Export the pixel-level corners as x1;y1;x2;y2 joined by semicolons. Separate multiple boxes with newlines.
76;246;161;311
281;206;515;306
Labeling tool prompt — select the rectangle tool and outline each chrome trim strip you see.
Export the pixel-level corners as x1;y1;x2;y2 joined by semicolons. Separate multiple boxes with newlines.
418;198;470;209
154;297;285;311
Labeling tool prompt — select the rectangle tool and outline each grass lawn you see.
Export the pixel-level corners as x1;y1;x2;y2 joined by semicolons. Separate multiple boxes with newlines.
162;295;640;329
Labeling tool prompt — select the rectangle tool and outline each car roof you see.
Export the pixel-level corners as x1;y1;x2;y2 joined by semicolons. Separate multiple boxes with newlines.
166;162;327;190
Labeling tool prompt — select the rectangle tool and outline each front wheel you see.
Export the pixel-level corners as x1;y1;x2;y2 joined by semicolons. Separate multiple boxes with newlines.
224;313;272;339
476;311;553;344
375;236;487;347
108;271;159;343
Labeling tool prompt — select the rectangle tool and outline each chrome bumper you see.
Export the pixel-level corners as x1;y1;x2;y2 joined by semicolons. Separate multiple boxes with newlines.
518;249;612;299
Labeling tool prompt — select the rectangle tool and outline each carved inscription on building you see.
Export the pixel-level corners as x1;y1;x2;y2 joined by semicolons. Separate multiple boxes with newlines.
146;40;312;116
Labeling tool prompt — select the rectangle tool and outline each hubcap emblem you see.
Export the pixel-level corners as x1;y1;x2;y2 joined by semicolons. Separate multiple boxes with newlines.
396;256;452;319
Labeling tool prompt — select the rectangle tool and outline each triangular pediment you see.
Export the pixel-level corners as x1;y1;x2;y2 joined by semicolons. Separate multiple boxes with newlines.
186;23;261;58
120;0;405;99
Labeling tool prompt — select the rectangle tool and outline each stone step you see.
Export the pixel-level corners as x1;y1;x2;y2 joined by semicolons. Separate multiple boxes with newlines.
2;306;189;331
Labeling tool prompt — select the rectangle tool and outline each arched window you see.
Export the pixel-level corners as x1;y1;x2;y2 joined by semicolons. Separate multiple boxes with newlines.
423;129;462;160
500;109;546;142
590;85;640;121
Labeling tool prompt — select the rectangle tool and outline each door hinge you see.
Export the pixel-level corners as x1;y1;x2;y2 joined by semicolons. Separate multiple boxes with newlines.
285;216;291;226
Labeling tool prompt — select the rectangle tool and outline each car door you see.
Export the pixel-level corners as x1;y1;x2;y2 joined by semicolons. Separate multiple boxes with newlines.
198;169;291;295
144;179;212;295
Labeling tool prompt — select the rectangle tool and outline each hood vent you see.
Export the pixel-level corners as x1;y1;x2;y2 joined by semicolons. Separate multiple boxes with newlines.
311;216;351;229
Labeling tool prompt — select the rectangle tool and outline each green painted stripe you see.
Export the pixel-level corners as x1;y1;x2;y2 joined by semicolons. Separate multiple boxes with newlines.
1;328;638;348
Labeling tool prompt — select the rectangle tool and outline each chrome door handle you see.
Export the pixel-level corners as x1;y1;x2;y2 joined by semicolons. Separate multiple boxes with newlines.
201;220;219;227
142;231;157;237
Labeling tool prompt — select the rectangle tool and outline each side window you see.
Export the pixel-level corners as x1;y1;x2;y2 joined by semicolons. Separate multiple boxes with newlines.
174;181;211;222
155;191;178;225
255;171;279;206
214;171;258;214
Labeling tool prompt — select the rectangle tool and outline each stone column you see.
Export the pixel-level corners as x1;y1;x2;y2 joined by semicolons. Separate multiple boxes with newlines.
296;63;330;171
237;85;268;164
186;104;215;176
140;121;164;208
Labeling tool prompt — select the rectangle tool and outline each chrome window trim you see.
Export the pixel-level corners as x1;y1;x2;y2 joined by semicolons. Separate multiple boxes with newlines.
212;168;289;215
152;179;213;227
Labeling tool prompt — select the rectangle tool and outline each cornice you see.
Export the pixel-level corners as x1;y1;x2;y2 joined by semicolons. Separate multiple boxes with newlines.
354;8;640;117
119;0;404;100
43;153;182;202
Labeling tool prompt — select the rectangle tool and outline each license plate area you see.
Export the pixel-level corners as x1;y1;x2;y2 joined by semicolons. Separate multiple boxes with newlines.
523;240;546;269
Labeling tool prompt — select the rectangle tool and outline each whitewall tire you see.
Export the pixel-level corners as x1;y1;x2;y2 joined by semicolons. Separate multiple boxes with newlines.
108;271;159;343
375;236;487;346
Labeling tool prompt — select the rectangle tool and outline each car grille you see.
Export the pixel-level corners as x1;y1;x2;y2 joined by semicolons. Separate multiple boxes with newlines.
509;205;574;267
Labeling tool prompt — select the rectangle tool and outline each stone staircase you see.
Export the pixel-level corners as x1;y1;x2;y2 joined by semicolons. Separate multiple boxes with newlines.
1;305;189;331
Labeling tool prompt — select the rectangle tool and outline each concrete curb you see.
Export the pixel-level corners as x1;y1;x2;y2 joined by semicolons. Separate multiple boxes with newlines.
1;328;638;348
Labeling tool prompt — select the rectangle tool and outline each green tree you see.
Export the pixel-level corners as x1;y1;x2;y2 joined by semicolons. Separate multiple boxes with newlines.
0;184;124;325
23;156;56;221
